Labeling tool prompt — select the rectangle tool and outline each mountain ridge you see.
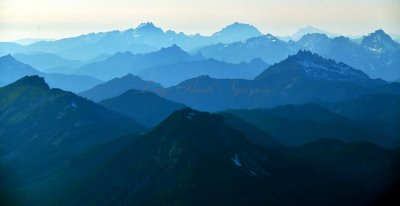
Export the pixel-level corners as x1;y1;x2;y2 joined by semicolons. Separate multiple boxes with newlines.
0;55;102;92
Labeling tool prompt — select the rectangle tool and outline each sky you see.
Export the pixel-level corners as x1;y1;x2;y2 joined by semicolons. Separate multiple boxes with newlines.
0;0;399;41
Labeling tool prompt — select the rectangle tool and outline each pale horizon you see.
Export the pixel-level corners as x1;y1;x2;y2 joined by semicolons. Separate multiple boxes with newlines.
1;0;399;41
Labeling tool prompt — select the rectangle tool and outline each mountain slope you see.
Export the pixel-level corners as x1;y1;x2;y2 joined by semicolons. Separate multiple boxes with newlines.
286;26;338;41
163;51;393;111
297;31;400;81
13;53;84;73
225;104;397;147
254;50;382;87
0;54;39;85
52;108;372;206
0;76;145;195
75;45;202;81
211;22;263;43
320;94;400;141
79;74;164;102
286;139;400;203
196;30;400;81
361;29;400;53
219;113;281;148
0;55;102;93
196;34;295;64
100;90;186;127
1;22;265;60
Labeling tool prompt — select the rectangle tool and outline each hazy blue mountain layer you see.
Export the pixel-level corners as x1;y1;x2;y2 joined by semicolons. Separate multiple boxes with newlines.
0;22;264;61
0;55;102;93
75;45;203;81
138;57;268;87
100;89;186;127
196;29;400;81
79;74;164;102
162;51;398;111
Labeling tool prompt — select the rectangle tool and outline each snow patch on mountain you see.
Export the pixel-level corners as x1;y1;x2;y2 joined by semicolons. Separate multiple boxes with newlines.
186;112;195;120
231;154;242;167
298;60;368;81
71;102;78;108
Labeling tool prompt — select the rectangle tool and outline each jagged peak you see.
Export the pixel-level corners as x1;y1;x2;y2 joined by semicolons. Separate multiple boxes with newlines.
361;29;399;52
165;44;181;50
133;22;164;34
289;50;321;60
246;34;280;44
362;29;393;42
158;44;186;53
137;22;156;29
10;75;49;89
370;29;388;36
255;50;370;82
225;22;256;28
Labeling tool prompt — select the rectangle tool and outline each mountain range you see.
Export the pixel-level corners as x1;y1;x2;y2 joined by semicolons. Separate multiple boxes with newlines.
278;26;339;41
74;45;204;81
138;57;268;87
99;89;186;127
27;108;400;206
194;34;294;64
79;74;164;102
196;29;400;81
1;21;400;206
225;103;398;147
0;22;264;61
1;23;398;81
161;51;398;111
0;55;102;93
0;76;144;203
13;53;85;73
0;76;399;205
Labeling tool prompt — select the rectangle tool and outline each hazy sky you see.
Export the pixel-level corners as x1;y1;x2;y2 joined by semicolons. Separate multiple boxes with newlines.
0;0;399;41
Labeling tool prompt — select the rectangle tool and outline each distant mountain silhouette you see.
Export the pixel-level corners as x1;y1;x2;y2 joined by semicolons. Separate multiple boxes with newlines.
139;57;268;87
100;89;186;127
14;52;84;73
211;22;263;43
279;26;338;41
79;74;164;102
0;22;266;60
361;29;400;53
163;51;396;111
0;42;25;56
196;34;295;64
75;45;202;81
1;23;400;206
0;55;102;93
196;30;400;81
